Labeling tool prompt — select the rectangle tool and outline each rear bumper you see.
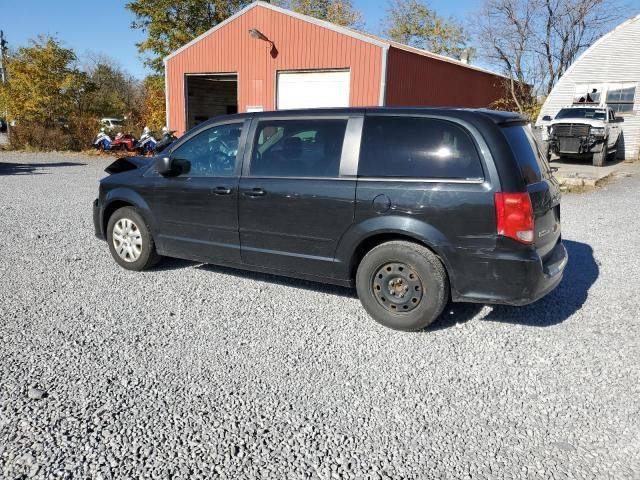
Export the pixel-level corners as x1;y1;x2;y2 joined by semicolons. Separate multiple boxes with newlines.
93;198;105;240
450;240;568;306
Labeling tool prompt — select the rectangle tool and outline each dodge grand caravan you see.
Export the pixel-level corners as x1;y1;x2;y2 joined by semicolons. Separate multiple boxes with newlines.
93;108;567;331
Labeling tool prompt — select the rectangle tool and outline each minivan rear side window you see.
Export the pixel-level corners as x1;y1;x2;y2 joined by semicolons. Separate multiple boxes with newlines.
358;116;484;179
249;119;347;178
502;125;551;185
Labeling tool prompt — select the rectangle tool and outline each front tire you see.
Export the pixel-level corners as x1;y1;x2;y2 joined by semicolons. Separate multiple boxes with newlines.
106;207;161;271
356;241;449;331
592;140;607;166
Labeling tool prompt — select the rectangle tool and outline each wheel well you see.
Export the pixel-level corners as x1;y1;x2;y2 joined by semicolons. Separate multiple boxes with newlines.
102;200;133;235
349;233;446;281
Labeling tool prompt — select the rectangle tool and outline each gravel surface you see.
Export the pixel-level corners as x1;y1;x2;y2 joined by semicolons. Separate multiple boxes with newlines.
1;151;639;479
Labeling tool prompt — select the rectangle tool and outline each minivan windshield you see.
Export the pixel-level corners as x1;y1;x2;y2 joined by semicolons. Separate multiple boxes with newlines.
555;108;606;120
503;125;552;185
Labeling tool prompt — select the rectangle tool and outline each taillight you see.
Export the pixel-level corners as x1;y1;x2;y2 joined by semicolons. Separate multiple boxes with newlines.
495;192;534;245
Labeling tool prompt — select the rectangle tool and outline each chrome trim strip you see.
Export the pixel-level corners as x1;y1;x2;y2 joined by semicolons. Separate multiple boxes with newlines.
340;116;364;177
378;45;389;106
235;176;483;184
242;176;353;181
250;114;352;121
357;177;486;184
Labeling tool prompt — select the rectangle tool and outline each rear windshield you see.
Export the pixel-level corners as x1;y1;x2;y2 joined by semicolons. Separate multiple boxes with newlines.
503;125;551;185
555;108;606;120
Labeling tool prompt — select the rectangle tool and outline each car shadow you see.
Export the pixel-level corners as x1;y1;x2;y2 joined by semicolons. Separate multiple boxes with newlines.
480;240;597;327
152;257;197;272
152;258;358;299
0;161;87;175
426;303;486;331
195;263;359;299
551;155;626;168
151;240;596;330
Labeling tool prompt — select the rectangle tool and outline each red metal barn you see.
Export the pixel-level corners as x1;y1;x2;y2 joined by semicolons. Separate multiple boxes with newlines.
164;1;508;135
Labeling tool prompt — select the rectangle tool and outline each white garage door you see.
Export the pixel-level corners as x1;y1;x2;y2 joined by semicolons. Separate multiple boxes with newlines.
277;70;351;110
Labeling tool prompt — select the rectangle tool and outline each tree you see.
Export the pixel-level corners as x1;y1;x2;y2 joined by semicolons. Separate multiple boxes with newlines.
278;0;363;27
0;36;102;149
0;36;91;125
383;0;468;58
536;0;621;95
126;0;251;73
141;75;166;131
80;54;143;119
475;0;622;115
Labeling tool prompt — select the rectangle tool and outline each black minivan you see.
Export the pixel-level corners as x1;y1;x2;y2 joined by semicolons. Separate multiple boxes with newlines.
93;108;567;331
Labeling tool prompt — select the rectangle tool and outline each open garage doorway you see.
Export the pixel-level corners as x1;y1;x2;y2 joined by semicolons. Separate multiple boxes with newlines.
185;74;238;130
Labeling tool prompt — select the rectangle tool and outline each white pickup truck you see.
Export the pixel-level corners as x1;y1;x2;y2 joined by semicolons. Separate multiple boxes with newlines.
541;106;622;166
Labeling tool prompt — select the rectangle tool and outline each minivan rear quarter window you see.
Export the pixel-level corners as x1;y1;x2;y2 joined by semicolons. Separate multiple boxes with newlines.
358;116;484;179
503;125;551;185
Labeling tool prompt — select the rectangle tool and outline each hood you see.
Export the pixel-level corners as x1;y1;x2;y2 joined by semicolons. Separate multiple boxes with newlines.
104;156;152;175
547;118;604;128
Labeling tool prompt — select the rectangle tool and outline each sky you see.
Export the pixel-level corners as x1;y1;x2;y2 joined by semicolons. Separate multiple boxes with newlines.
1;0;481;79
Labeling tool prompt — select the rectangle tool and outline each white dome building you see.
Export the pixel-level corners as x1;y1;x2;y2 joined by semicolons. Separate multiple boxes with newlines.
537;14;640;160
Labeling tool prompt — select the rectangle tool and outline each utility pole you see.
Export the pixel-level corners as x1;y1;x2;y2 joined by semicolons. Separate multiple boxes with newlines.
0;30;7;83
0;30;9;138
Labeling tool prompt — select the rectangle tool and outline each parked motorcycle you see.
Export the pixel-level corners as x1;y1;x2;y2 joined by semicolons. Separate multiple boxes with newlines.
153;127;178;154
111;132;137;152
93;129;112;151
135;127;157;155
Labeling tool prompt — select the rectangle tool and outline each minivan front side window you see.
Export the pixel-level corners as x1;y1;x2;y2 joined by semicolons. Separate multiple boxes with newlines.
358;116;484;179
249;119;348;178
171;123;243;177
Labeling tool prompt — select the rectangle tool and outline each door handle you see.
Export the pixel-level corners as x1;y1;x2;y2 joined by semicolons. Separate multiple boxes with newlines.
243;188;266;197
213;186;232;195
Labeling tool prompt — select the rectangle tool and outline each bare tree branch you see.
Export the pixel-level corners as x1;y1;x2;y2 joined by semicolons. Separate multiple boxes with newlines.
473;0;624;116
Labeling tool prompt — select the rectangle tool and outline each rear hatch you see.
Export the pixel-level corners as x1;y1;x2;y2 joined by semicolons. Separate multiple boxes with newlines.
502;124;562;259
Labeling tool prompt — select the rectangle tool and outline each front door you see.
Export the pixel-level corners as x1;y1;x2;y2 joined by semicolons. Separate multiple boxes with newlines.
238;115;357;278
150;121;247;263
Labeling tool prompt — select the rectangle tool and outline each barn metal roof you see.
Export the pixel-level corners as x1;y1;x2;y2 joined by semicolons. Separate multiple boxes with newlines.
163;0;506;79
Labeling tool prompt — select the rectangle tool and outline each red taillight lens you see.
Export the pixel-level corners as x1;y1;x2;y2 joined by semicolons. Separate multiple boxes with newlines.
495;192;534;245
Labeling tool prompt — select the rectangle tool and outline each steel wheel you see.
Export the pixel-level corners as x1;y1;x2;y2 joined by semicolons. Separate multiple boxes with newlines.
112;218;142;262
372;262;424;313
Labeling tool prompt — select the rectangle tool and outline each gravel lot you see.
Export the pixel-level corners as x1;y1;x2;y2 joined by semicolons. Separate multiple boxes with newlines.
1;151;639;479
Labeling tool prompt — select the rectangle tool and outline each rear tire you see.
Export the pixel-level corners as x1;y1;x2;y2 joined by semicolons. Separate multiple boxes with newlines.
356;241;448;331
592;140;607;166
608;138;619;160
106;207;161;271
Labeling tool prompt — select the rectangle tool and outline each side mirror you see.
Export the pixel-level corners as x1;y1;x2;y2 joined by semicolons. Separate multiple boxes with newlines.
615;116;625;123
156;156;173;175
542;115;552;122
